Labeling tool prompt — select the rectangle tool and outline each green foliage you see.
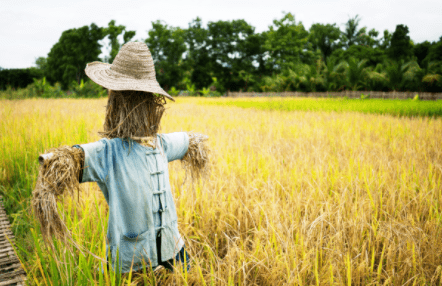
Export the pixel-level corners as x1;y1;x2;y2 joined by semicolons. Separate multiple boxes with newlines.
264;13;313;70
24;16;442;94
365;65;388;91
186;83;196;93
46;23;106;88
209;77;223;93
414;41;433;68
0;86;31;99
384;59;419;91
0;78;106;99
389;25;413;61
206;19;259;91
421;37;442;79
184;18;213;90
379;30;393;51
69;79;107;98
357;28;381;48
31;77;53;97
0;68;44;90
168;86;179;96
145;21;187;91
105;20;136;64
27;77;65;98
238;70;256;91
323;57;347;91
198;87;211;96
331;45;387;68
413;94;420;100
260;62;326;92
35;57;48;76
342;57;370;91
309;23;342;64
360;93;370;99
341;15;362;49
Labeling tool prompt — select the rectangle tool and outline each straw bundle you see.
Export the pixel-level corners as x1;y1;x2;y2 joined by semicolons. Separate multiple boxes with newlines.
100;90;166;140
32;146;84;242
181;132;210;182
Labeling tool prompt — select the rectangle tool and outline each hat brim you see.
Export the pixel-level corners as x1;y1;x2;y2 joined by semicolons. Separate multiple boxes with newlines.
85;62;175;101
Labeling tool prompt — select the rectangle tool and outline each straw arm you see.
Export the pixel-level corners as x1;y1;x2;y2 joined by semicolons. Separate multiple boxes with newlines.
181;132;210;182
32;146;85;242
38;150;84;182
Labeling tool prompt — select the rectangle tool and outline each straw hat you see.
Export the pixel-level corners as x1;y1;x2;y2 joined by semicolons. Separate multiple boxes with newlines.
85;42;174;101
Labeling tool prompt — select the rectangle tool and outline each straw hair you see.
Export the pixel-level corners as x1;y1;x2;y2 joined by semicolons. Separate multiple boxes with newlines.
85;42;174;101
99;90;166;141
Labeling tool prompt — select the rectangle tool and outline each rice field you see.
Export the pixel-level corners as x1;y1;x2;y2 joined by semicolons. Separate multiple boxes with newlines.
202;97;442;118
1;97;442;285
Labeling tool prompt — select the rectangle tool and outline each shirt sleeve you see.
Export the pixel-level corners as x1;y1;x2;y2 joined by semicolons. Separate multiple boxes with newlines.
73;139;109;183
159;132;189;162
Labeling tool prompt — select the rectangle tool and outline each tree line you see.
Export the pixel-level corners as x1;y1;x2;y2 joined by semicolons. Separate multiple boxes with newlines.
2;13;442;93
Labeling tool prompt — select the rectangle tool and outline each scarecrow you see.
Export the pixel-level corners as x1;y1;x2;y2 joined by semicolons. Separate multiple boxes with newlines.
32;42;209;273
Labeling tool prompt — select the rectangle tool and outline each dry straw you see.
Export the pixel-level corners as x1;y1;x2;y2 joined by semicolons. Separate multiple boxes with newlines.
100;90;166;140
32;146;84;242
85;42;174;101
181;132;210;182
32;93;210;243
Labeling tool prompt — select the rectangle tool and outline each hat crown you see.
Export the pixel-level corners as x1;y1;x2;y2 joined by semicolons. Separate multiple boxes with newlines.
111;42;156;80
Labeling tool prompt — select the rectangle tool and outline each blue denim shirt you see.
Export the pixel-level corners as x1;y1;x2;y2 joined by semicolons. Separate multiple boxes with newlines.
74;132;189;273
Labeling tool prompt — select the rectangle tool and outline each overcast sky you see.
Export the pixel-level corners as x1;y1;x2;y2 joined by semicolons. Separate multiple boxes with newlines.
1;0;442;69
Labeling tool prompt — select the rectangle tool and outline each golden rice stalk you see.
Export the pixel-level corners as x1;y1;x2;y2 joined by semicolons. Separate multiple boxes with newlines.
32;146;84;243
181;132;210;183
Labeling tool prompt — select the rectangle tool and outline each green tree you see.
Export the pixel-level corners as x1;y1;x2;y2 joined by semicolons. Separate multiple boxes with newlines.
46;23;106;88
260;61;327;92
105;20;136;63
206;19;259;91
260;70;301;92
378;30;392;51
264;13;313;71
309;23;342;64
35;57;47;76
401;59;437;91
357;28;381;48
184;18;212;90
424;36;442;73
384;59;416;91
321;57;347;91
250;32;273;79
341;15;362;49
363;64;388;91
145;20;187;90
389;24;413;61
341;57;370;90
0;68;44;90
413;40;433;68
297;61;325;92
411;58;442;92
330;44;387;69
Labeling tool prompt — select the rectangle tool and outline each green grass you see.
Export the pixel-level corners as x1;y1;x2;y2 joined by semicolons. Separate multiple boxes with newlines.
201;97;442;118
